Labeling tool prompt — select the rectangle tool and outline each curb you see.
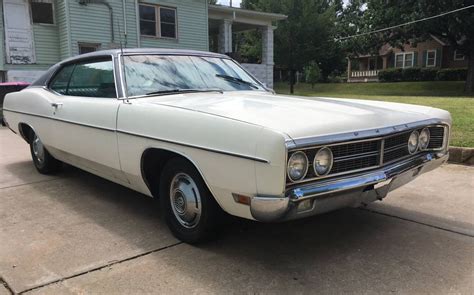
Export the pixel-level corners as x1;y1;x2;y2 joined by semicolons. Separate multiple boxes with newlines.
448;146;474;165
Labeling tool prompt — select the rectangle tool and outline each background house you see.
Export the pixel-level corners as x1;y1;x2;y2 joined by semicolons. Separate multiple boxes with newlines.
347;35;469;82
0;0;285;88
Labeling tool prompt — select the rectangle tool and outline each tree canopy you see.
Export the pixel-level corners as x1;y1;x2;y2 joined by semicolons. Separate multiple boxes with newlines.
241;0;345;93
339;0;474;93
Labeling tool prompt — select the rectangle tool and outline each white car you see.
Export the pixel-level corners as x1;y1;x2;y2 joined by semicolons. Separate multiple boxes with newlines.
3;49;451;243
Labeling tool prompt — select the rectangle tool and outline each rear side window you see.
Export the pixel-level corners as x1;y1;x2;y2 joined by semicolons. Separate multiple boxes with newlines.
49;59;116;98
50;64;74;94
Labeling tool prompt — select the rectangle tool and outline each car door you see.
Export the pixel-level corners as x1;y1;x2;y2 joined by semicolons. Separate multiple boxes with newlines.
48;57;127;183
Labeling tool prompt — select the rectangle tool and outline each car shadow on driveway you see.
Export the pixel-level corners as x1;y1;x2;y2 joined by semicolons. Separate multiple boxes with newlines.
1;163;473;294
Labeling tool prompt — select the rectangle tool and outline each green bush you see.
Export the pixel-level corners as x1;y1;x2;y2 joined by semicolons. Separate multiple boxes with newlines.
378;68;403;82
304;61;321;88
436;68;468;81
419;68;438;81
378;67;467;82
402;68;421;81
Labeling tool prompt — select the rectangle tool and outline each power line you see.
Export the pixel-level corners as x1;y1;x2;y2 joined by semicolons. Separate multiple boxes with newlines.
336;5;474;41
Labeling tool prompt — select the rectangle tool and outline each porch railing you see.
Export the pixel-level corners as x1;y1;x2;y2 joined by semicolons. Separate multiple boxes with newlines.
351;70;379;78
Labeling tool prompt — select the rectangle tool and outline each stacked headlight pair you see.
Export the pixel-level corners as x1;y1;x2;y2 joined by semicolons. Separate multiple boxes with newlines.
287;147;333;182
408;128;430;154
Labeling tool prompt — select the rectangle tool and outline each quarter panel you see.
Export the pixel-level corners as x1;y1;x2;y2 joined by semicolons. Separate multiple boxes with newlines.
117;102;266;218
3;88;55;145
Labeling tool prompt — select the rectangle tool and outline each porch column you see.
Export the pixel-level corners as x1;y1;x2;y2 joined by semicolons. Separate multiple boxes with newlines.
347;58;352;82
218;19;232;54
261;25;275;88
382;56;388;69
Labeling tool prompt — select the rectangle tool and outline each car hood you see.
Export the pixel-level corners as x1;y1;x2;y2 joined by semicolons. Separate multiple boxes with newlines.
139;91;442;140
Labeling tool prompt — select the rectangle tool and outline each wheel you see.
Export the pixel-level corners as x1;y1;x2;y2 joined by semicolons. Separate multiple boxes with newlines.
29;132;62;174
159;157;221;244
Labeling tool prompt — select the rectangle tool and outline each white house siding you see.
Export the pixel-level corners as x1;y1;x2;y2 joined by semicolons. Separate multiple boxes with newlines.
56;0;71;60
0;0;212;81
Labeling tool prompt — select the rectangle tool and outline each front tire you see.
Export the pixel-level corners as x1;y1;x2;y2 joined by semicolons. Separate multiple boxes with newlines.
159;158;220;244
29;133;62;174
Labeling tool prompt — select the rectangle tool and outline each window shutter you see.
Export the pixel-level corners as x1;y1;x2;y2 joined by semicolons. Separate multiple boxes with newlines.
436;48;442;67
413;52;418;67
422;50;427;67
390;53;395;68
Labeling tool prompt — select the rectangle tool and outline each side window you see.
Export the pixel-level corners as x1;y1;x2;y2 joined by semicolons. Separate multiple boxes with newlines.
50;64;75;94
67;59;116;98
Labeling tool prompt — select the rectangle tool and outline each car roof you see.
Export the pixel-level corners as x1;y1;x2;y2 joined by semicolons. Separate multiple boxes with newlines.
59;48;228;64
30;48;230;87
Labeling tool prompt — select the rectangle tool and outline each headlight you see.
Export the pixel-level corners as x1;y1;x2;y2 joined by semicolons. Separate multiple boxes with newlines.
419;128;430;150
408;130;419;154
287;151;308;182
313;147;333;176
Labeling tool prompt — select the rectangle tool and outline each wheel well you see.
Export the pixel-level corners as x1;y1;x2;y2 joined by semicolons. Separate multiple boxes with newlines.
18;123;34;144
141;148;193;198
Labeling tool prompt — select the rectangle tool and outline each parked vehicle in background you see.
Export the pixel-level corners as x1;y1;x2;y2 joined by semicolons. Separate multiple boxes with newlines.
0;82;30;126
3;49;451;243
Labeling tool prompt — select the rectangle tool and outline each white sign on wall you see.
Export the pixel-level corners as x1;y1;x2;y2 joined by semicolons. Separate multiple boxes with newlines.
3;0;36;64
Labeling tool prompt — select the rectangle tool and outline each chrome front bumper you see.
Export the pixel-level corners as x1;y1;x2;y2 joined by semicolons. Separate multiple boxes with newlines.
250;151;449;222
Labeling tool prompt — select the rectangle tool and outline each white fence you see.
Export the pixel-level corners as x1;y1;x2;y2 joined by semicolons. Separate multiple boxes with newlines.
351;70;379;78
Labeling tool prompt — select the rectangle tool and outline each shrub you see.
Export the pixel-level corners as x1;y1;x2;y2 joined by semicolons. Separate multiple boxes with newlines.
402;68;421;81
304;61;321;88
378;67;467;82
378;68;403;82
436;68;468;81
419;68;438;81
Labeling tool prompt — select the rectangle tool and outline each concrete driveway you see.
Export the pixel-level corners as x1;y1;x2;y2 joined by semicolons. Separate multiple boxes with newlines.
1;127;473;294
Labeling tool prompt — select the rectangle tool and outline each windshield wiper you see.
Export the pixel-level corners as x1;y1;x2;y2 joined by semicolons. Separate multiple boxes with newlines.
145;88;223;96
215;74;259;89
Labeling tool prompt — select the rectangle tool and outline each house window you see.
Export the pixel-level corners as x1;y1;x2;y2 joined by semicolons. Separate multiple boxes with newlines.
395;52;414;68
454;50;465;61
30;0;54;24
426;50;436;67
160;7;177;38
79;43;100;54
139;4;177;39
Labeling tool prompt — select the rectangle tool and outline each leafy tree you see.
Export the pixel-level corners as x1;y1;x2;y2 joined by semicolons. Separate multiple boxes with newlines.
339;0;474;93
242;0;344;93
305;61;321;88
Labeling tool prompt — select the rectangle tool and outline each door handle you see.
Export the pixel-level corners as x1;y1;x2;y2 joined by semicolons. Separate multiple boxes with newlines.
51;102;63;108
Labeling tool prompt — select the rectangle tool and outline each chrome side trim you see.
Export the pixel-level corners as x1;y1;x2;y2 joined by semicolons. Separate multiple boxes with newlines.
4;108;269;163
3;109;116;132
117;130;270;163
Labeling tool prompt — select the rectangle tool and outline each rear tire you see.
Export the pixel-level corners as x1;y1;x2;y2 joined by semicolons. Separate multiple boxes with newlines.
29;132;62;174
159;157;221;244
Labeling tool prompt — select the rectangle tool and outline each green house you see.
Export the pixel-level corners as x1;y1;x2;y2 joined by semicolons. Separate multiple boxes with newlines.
0;0;285;87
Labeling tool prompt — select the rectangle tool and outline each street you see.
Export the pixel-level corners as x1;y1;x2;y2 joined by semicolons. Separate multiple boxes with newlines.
1;127;473;294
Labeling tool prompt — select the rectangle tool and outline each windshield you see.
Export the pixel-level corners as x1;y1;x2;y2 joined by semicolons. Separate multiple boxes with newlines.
123;55;266;97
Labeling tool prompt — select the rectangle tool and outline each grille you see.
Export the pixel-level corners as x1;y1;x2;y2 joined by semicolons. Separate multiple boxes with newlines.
428;126;445;149
331;155;379;174
287;124;446;184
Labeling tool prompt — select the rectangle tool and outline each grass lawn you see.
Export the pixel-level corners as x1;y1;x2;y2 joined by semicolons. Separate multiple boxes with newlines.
274;81;474;147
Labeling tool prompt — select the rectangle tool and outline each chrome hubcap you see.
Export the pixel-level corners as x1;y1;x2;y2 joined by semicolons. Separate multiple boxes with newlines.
32;134;45;164
169;173;202;228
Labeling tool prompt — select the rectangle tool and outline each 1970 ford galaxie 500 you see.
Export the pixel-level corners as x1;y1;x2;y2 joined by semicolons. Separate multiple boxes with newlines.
3;49;450;243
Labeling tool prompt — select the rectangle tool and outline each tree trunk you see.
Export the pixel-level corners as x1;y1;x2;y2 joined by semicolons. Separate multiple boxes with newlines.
289;69;295;94
465;49;474;94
